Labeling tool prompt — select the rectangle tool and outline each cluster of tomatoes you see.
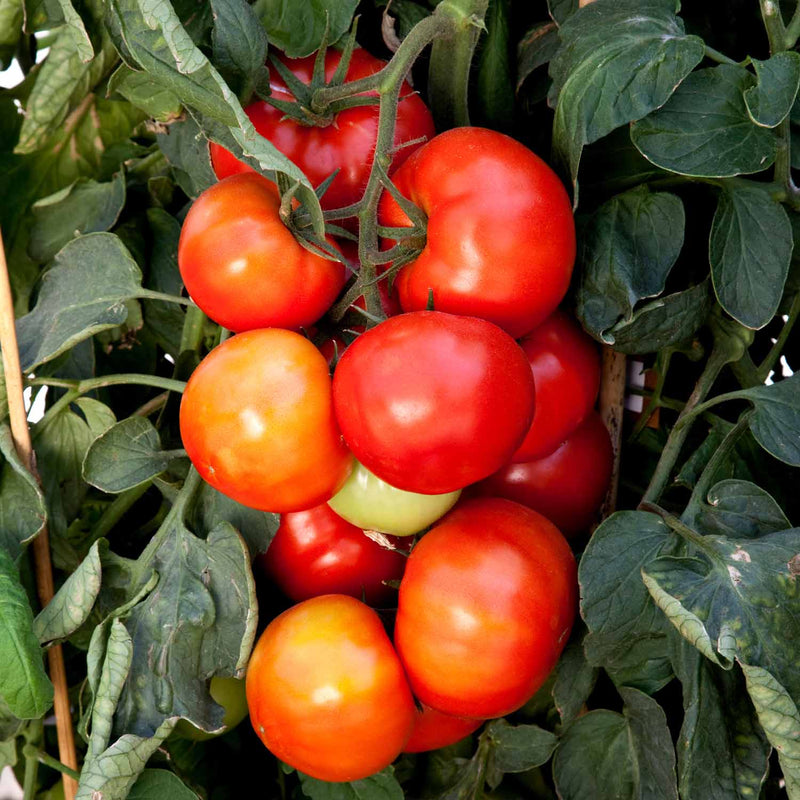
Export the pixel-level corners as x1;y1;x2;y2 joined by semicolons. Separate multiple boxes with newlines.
175;48;612;781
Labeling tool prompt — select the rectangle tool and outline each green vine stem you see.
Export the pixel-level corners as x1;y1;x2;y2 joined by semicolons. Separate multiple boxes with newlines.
84;481;157;551
22;744;81;781
786;0;800;47
639;502;726;564
757;290;800;383
179;304;208;355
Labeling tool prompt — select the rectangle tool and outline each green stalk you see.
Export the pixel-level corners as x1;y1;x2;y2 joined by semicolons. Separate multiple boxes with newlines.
757;290;800;383
22;744;81;781
85;482;154;548
786;0;800;47
640;502;725;563
179;304;208;355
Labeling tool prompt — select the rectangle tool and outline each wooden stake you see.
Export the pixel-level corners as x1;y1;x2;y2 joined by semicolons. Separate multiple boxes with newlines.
599;346;626;519
0;229;78;799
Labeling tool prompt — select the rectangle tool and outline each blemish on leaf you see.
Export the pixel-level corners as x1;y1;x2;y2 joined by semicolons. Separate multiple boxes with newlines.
731;547;751;563
788;554;800;576
727;565;742;585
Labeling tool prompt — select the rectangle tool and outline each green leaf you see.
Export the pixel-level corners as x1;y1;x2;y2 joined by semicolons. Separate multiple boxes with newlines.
744;53;800;128
0;738;16;771
580;511;678;692
29;172;127;263
576;186;685;344
694;479;790;539
0;696;25;742
642;527;800;700
56;0;94;62
0;0;24;70
549;0;704;192
128;769;200;799
669;634;769;800
631;65;778;178
252;0;359;58
16;232;176;372
552;632;598;724
485;719;557;773
34;540;102;645
608;280;711;354
547;0;577;25
709;183;793;329
0;422;47;561
298;767;404;800
517;22;558;92
0;548;53;719
83;417;184;494
552;687;678;800
740;663;800;799
474;0;513;132
107;65;183;122
156;117;216;198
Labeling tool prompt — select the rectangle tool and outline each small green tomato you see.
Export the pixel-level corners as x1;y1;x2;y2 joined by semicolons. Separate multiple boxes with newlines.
328;460;461;536
173;675;248;741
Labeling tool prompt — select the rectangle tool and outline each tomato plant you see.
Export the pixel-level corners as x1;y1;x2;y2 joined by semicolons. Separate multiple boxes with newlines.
256;502;407;605
180;329;352;512
394;498;577;719
246;594;416;782
332;311;536;494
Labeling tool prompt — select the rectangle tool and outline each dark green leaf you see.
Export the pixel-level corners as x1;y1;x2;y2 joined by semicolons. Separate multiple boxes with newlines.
608;280;711;354
631;65;777;178
252;0;359;58
695;479;790;539
669;634;769;800
744;53;800;128
127;769;200;799
299;767;403;800
552;632;598;724
34;540;102;645
83;417;183;493
580;511;678;691
156;117;217;198
676;419;758;490
709;183;792;329
576;186;684;343
0;696;25;742
107;65;183;121
0;548;53;719
642;527;800;700
552;688;678;800
517;22;559;92
29;172;127;263
547;0;577;25
474;0;513;132
550;0;704;191
0;0;24;70
56;0;94;62
0;422;47;561
485;719;557;773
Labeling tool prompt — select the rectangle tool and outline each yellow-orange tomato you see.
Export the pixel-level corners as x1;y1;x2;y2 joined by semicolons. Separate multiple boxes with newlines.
180;329;352;512
246;595;416;781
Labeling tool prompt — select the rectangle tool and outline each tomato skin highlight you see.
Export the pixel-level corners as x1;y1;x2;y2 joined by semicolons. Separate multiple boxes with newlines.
379;127;576;338
178;173;346;333
257;503;407;606
210;49;435;210
180;329;352;512
332;311;536;494
246;595;416;782
395;498;577;719
512;310;601;462
477;411;613;537
403;705;482;753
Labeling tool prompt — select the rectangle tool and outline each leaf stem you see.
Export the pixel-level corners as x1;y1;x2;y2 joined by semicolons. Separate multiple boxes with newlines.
703;45;739;66
757;290;800;382
178;304;208;355
29;374;187;397
85;482;154;550
786;0;800;48
21;744;81;781
640;502;723;562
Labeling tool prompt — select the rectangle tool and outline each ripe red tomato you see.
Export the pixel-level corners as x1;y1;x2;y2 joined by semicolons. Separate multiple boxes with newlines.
512;310;601;462
210;49;435;210
394;498;577;719
178;173;345;333
257;503;406;606
180;329;352;512
332;311;536;494
403;705;482;754
378;127;576;338
246;594;416;781
477;411;613;537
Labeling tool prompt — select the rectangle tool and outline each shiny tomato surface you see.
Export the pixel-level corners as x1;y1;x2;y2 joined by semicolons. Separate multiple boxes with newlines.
332;311;536;494
379;127;575;337
403;705;482;753
395;498;577;719
210;49;435;210
246;595;416;781
512;310;601;461
178;173;345;333
478;411;613;537
180;329;352;512
257;503;406;605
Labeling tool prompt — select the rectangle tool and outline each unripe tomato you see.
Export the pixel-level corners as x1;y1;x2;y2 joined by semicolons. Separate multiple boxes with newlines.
328;460;461;536
257;503;407;605
477;412;613;537
174;676;249;741
332;311;536;494
395;498;577;719
379;127;575;338
403;705;482;753
246;595;416;781
178;173;346;333
512;310;601;462
210;49;435;210
180;329;352;512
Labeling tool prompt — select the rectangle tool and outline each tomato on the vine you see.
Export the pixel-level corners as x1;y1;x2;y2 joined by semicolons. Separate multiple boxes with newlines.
210;49;435;210
332;311;536;494
178;173;346;333
378;127;576;338
180;329;352;512
394;498;577;719
246;594;416;782
257;502;407;605
403;705;482;754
